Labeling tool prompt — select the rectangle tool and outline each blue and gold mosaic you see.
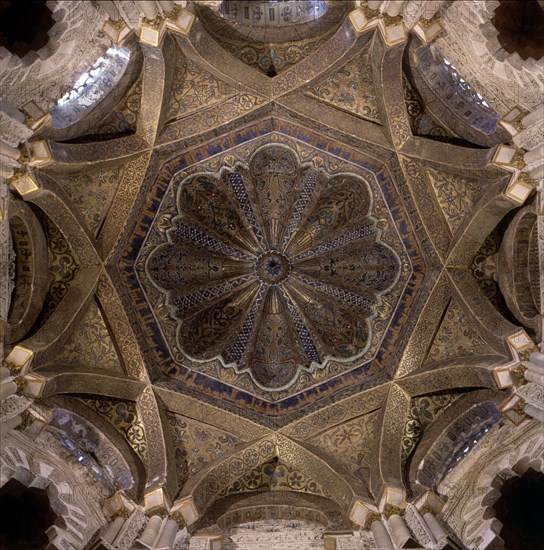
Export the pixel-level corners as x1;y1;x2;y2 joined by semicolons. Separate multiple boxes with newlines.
121;117;425;425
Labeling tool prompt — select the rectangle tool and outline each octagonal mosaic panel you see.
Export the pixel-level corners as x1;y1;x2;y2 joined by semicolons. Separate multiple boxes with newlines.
133;131;413;404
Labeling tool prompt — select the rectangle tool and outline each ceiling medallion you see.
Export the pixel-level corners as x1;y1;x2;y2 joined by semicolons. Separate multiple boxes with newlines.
255;251;291;285
145;144;404;392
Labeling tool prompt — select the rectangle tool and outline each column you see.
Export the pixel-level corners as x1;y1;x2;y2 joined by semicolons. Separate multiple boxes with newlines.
137;515;162;548
0;415;22;436
388;514;417;547
529;164;544;180
371;520;394;549
423;512;448;542
529;352;544;367
0;140;20;160
524;368;544;387
524;352;544;387
139;0;159;19
524;144;544;167
96;0;121;20
524;403;544;422
101;516;125;545
159;0;175;11
522;105;544;128
155;519;178;549
384;0;405;16
0;379;17;400
422;0;448;19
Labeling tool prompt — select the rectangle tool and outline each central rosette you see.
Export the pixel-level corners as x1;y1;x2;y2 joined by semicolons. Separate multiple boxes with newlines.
146;145;401;390
255;252;291;285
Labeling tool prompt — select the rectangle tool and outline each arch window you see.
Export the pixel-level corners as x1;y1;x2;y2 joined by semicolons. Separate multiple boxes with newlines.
51;45;130;128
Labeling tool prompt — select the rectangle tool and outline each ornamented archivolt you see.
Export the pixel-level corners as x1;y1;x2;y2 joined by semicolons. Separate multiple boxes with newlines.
144;145;403;391
217;458;327;499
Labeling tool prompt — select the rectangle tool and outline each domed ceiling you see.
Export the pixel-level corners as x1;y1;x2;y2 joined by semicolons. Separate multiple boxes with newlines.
5;0;531;530
137;142;410;395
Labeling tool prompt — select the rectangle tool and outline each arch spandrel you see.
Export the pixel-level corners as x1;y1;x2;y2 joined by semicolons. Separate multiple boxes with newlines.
2;3;541;546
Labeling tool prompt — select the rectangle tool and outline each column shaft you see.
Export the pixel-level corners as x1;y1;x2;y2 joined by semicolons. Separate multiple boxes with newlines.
524;403;544;422
522;105;544;128
156;519;178;549
371;520;394;549
525;368;544;387
159;0;175;11
138;515;162;547
102;516;125;544
139;0;159;19
388;514;416;547
423;512;448;541
385;0;405;16
0;379;17;400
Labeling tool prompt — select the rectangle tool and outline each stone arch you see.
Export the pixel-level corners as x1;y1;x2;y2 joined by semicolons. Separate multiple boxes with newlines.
44;34;143;140
0;431;106;548
436;0;543;113
407;37;508;147
6;198;49;344
438;420;544;549
39;395;147;500
498;202;541;339
0;1;111;115
407;389;504;495
177;434;371;526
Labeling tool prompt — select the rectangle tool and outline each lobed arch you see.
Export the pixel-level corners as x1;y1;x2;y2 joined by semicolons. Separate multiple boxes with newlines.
406;389;504;495
177;433;371;526
0;430;107;548
38;394;147;500
438;419;544;549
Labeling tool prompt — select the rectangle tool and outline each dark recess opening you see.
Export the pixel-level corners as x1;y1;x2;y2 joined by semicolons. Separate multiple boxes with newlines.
0;0;54;58
0;478;58;549
493;0;544;60
493;468;544;550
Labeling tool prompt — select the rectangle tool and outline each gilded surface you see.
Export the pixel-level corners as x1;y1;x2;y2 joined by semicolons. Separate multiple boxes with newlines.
32;210;80;330
401;391;464;464
60;166;123;236
403;75;458;142
95;272;148;381
426;168;485;236
306;44;381;124
217;458;327;499
217;34;332;76
424;299;494;365
56;299;122;373
399;155;451;258
8;14;524;523
309;411;380;484
166;411;242;486
166;49;237;121
142;144;405;391
79;396;148;466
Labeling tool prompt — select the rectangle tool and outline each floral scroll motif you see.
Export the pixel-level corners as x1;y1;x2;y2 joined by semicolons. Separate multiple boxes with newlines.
145;145;402;391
